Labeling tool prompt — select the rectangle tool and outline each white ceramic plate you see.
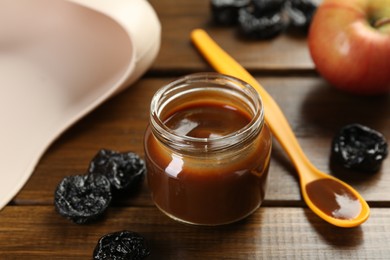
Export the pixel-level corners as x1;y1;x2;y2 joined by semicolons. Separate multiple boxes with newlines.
0;0;160;209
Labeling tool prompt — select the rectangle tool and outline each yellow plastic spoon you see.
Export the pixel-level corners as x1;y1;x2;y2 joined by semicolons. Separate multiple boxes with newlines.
190;29;370;228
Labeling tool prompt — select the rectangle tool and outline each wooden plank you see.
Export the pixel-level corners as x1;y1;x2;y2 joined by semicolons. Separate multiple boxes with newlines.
12;77;390;206
0;206;389;259
148;0;315;72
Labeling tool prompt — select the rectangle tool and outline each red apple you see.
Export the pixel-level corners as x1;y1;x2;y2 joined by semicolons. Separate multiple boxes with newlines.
308;0;390;95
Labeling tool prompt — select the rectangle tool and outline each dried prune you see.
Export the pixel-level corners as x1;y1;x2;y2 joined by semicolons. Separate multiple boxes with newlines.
252;0;286;16
285;0;317;31
54;174;112;224
331;124;388;172
93;230;150;260
238;7;287;39
210;0;250;26
88;149;146;193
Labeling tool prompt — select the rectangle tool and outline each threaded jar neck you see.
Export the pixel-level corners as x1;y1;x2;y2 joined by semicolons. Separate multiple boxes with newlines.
149;73;264;154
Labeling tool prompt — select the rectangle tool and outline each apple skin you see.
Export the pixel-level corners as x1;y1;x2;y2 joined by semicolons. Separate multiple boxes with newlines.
308;0;390;95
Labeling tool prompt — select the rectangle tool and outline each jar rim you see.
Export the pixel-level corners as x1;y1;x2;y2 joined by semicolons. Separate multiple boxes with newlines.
150;72;264;153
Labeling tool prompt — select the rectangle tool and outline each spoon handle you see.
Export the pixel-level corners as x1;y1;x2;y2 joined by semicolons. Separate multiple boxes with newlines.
191;29;314;183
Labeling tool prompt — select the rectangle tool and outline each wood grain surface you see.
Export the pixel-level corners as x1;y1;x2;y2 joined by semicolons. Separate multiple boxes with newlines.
1;0;390;259
1;206;390;259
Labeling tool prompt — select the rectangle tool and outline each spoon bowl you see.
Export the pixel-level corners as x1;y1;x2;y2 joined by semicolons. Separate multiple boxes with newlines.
191;29;370;228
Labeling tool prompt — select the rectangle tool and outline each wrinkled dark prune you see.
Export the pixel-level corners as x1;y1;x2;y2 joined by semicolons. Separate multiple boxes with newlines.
210;0;251;26
238;7;287;39
285;0;317;31
54;174;112;224
209;0;318;39
252;0;286;16
93;230;150;260
89;149;146;193
331;124;388;172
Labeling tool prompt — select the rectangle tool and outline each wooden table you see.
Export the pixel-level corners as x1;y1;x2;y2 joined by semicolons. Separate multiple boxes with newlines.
1;0;390;259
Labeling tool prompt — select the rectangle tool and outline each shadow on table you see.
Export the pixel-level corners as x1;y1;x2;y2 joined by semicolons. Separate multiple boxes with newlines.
147;212;265;259
304;209;364;248
300;80;390;141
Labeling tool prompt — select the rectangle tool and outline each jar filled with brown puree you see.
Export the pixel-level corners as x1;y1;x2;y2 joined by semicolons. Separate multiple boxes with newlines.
144;73;272;225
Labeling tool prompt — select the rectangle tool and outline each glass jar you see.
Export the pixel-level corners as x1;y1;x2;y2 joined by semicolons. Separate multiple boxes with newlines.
144;73;272;225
